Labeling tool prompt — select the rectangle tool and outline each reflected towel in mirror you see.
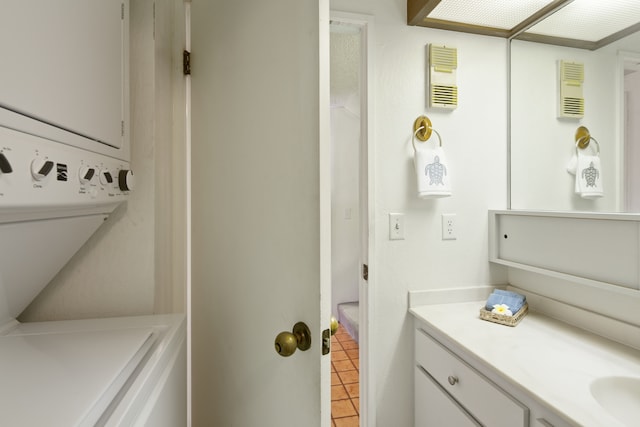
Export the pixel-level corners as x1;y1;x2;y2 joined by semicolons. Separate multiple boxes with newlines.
575;153;603;199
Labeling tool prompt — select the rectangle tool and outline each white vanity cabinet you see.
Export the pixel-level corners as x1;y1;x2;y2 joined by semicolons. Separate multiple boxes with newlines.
414;327;528;426
411;297;638;427
415;365;480;426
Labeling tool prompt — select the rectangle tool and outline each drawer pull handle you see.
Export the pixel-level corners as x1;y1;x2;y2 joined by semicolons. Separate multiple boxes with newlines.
447;375;458;386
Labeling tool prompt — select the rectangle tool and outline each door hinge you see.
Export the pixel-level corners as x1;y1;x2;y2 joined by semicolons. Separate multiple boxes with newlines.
362;263;369;281
183;50;191;75
121;120;125;136
322;329;331;355
121;3;125;20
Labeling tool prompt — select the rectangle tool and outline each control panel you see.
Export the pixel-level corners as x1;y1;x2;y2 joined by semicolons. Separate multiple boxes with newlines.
0;126;133;210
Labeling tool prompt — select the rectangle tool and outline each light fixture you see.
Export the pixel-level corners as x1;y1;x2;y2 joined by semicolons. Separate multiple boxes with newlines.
408;0;640;50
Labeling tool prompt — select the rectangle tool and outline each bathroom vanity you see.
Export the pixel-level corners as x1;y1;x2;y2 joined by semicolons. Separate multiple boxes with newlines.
410;293;640;427
410;210;640;426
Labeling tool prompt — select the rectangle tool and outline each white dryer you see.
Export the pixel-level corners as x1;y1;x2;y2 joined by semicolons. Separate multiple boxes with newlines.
0;126;186;427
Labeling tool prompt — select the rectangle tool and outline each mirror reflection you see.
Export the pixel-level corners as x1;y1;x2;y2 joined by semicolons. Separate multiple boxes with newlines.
510;20;640;212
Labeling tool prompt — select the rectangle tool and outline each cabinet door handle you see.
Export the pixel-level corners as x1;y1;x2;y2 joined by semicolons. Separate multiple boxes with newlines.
447;375;459;385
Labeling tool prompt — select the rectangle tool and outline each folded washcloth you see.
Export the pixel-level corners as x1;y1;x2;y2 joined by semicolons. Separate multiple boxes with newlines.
485;290;526;314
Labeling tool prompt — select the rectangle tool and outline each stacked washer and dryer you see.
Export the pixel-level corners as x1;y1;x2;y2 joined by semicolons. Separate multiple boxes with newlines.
0;1;187;426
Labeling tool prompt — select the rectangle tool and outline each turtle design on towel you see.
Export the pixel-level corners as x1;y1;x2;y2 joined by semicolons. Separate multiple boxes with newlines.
425;155;447;185
581;161;599;187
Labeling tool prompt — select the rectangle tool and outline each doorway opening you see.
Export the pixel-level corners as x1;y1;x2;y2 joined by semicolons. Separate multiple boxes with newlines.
329;13;373;427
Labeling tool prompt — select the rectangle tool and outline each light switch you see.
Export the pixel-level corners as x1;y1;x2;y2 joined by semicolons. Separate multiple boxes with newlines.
389;213;404;240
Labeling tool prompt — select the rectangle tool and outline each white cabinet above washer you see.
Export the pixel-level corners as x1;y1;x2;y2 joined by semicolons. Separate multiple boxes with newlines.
0;0;130;160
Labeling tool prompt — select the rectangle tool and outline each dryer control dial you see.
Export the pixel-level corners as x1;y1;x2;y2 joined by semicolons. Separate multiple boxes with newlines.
99;169;114;186
118;170;135;192
78;166;96;184
0;126;131;208
31;158;54;181
0;153;12;174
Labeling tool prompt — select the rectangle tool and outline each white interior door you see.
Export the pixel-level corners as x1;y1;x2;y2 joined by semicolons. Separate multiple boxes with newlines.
190;1;330;426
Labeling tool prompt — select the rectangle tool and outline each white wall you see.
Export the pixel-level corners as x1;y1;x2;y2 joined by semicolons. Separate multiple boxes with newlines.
331;30;361;317
331;1;508;425
331;105;361;316
20;0;186;321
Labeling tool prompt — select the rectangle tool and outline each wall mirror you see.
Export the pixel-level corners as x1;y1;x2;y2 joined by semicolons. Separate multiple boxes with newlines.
510;1;640;212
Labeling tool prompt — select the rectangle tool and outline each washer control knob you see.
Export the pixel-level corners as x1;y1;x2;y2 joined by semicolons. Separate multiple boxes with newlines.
78;166;96;184
118;169;135;192
99;169;114;186
0;153;12;174
31;158;54;181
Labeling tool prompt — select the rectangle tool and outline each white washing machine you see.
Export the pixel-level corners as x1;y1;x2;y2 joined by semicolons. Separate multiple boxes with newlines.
0;126;187;427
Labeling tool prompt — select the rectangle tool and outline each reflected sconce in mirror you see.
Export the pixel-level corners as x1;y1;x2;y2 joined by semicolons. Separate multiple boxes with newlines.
558;60;585;119
428;44;458;109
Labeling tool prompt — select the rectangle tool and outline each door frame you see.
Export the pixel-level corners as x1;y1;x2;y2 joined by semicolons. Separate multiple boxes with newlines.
327;11;376;427
618;50;640;212
184;1;192;425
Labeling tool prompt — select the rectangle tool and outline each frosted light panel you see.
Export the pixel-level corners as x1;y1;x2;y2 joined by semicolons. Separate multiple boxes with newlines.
527;0;640;41
429;0;555;29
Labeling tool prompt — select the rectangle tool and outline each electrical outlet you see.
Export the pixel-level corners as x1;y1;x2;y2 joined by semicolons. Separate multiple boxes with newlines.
442;213;456;240
389;213;405;240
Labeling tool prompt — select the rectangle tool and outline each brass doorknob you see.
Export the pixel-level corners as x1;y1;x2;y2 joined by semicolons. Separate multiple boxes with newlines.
330;315;339;336
274;322;311;357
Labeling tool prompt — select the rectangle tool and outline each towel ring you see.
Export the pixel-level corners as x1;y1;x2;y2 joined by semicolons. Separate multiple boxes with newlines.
574;126;600;155
575;137;600;155
413;116;433;141
412;115;442;151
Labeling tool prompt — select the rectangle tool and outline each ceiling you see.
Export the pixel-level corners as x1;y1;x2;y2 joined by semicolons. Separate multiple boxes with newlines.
408;0;640;50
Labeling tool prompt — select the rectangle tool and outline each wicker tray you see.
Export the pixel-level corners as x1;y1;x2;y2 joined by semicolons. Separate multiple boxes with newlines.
479;303;528;327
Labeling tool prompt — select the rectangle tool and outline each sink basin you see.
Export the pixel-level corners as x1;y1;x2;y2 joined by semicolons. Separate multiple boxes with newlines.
590;376;640;426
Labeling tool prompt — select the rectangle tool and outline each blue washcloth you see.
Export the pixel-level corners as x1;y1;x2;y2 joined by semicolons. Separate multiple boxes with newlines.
485;290;526;314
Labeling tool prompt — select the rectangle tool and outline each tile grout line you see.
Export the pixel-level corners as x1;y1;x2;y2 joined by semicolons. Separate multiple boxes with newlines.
331;324;360;425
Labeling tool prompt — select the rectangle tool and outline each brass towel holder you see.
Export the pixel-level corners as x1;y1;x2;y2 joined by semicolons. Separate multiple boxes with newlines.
575;126;600;154
413;115;442;147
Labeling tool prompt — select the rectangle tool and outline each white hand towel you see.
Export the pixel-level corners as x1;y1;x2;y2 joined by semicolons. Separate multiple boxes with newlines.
575;153;603;198
566;153;578;175
414;145;452;198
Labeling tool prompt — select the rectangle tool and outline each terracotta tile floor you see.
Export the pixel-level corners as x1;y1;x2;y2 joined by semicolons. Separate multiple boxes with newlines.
331;324;359;427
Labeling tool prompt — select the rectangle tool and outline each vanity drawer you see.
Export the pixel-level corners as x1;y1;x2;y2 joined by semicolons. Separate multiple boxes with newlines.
415;328;528;427
415;366;480;427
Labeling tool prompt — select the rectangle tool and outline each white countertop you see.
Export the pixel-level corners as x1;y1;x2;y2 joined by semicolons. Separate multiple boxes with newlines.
410;301;640;427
